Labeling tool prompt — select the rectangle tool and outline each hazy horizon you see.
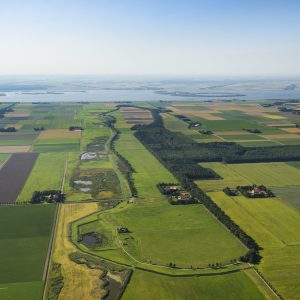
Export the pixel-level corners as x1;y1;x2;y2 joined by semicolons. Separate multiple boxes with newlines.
1;0;300;76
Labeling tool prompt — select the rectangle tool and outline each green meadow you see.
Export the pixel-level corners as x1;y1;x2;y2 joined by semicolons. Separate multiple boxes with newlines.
209;191;300;299
197;162;300;191
18;153;66;202
114;128;176;199
123;270;267;300
0;205;55;300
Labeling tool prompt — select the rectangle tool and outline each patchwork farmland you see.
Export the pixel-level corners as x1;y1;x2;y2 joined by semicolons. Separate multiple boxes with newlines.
0;100;299;299
0;153;38;203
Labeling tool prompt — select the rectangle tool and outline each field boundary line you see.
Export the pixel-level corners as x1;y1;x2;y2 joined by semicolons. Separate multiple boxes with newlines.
251;266;282;300
0;154;11;169
116;228;242;271
201;202;248;250
42;203;60;300
61;155;68;193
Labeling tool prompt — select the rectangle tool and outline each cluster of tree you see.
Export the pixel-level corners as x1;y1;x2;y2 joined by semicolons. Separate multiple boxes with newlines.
223;187;239;196
47;262;64;300
133;108;261;263
34;127;45;131
102;114;117;127
240;249;261;264
0;104;15;118
69;126;83;131
278;106;300;115
168;197;199;205
188;122;201;128
243;128;262;133
199;129;213;135
31;190;65;204
157;183;180;196
0;127;17;132
174;114;191;123
110;129;138;197
237;185;275;198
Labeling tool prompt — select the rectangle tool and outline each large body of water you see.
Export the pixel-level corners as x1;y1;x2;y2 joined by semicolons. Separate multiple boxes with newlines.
1;89;300;102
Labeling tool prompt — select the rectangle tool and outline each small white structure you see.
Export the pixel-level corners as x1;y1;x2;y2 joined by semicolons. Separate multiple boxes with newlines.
80;152;97;160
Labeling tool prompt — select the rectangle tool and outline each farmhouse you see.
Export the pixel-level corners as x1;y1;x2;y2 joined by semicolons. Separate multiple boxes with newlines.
158;183;182;195
249;187;267;197
164;185;180;192
177;192;192;201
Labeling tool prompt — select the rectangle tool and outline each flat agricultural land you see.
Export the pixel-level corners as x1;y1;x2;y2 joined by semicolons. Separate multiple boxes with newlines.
272;186;300;210
0;134;37;140
17;153;66;202
99;202;246;268
209;191;300;299
0;205;55;300
197;162;300;191
114;128;176;199
33;143;80;152
5;111;30;118
0;145;31;153
120;107;153;125
38;129;81;139
0;153;38;203
123;269;267;300
47;203;105;300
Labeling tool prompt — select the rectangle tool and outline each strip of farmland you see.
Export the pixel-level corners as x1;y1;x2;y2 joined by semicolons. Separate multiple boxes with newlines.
0;153;39;203
0;134;38;140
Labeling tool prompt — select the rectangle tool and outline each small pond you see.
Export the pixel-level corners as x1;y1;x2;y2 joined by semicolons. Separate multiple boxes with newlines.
80;232;103;247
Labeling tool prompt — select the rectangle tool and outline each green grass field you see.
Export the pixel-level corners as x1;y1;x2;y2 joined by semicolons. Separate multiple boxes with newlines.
33;143;80;152
197;162;300;191
209;191;300;299
0;205;55;300
106;202;245;267
18;153;66;202
272;186;300;210
114;128;176;199
123;270;266;300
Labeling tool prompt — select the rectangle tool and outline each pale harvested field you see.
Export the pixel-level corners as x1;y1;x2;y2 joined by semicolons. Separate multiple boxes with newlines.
195;138;222;143
214;131;251;136
0;145;31;153
231;139;269;143
264;123;295;127
126;120;153;124
4;123;23;130
172;107;225;120
282;127;300;133
194;113;225;120
120;107;147;112
170;103;199;107
38;129;81;139
51;203;105;300
262;114;286;120
261;134;300;140
5;111;30;118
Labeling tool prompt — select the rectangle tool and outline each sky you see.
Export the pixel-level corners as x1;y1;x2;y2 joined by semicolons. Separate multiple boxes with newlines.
1;0;300;76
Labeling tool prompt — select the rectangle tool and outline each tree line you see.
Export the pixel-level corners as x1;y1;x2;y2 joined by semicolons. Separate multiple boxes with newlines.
133;108;263;263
